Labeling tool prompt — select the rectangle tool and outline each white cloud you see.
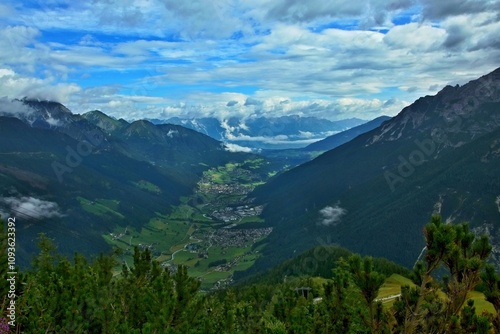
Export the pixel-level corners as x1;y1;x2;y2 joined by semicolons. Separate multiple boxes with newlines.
383;23;447;52
298;131;315;138
0;1;499;124
0;26;41;73
68;88;410;122
0;68;81;103
46;117;61;127
0;68;15;77
7;0;254;40
224;131;321;146
0;97;35;117
223;143;253;153
1;196;64;220
318;204;346;226
166;129;179;138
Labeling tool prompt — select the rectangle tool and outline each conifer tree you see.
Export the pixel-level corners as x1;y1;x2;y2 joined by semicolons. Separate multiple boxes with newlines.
348;254;387;333
395;215;492;333
480;264;500;331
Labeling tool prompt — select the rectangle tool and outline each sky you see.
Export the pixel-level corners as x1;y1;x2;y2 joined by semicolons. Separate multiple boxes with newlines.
0;0;499;122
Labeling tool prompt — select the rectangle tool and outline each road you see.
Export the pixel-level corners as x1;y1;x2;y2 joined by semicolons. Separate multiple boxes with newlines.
165;231;203;262
375;294;402;302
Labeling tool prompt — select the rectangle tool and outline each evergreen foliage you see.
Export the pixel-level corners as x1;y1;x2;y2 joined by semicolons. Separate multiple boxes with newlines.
0;215;498;333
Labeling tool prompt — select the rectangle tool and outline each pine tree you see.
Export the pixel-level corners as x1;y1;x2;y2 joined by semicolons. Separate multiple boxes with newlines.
480;264;500;331
348;254;387;333
395;215;492;333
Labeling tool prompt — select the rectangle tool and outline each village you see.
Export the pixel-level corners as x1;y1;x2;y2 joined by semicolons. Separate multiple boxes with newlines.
199;182;251;196
208;227;272;248
197;163;261;196
105;159;273;290
210;204;264;223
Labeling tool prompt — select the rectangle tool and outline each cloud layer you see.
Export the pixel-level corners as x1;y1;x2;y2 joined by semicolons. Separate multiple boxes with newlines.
0;0;498;121
224;143;254;153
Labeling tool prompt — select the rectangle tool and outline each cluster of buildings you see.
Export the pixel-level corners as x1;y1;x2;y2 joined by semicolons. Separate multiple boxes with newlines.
200;182;250;195
210;205;264;223
109;227;129;240
210;227;273;248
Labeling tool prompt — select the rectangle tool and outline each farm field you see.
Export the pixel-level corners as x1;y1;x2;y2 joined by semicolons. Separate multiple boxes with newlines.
103;158;274;289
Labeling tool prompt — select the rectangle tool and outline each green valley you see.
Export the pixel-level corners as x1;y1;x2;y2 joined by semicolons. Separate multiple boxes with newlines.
102;158;274;289
1;3;499;332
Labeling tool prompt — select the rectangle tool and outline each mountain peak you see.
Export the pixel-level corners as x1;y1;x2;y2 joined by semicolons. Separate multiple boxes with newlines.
0;98;76;130
367;66;500;146
19;97;73;115
84;109;108;117
249;68;500;274
82;110;128;134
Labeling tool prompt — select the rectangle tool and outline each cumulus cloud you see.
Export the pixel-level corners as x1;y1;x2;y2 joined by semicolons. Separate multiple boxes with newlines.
171;90;404;121
1;0;499;125
318;204;346;226
223;143;253;153
383;23;447;52
1;196;64;220
0;68;81;103
74;89;409;124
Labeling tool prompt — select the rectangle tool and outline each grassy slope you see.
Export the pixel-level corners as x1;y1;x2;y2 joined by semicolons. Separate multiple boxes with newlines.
377;274;496;314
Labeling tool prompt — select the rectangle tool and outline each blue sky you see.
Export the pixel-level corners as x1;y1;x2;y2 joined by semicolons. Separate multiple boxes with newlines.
0;0;499;121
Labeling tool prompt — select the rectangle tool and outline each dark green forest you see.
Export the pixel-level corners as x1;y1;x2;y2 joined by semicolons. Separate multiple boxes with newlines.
2;215;500;333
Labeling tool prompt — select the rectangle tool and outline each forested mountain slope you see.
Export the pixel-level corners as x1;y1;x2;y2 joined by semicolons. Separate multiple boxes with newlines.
249;67;500;273
0;99;259;265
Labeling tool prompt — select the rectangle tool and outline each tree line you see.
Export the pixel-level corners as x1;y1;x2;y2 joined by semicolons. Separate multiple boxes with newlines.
1;215;500;333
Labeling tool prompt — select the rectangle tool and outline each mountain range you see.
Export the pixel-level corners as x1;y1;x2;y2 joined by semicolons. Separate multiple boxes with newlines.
245;67;500;275
149;115;367;150
260;116;391;166
1;67;499;278
0;98;261;265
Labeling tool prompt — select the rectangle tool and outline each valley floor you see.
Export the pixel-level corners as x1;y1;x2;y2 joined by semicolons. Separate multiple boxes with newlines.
102;158;273;289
